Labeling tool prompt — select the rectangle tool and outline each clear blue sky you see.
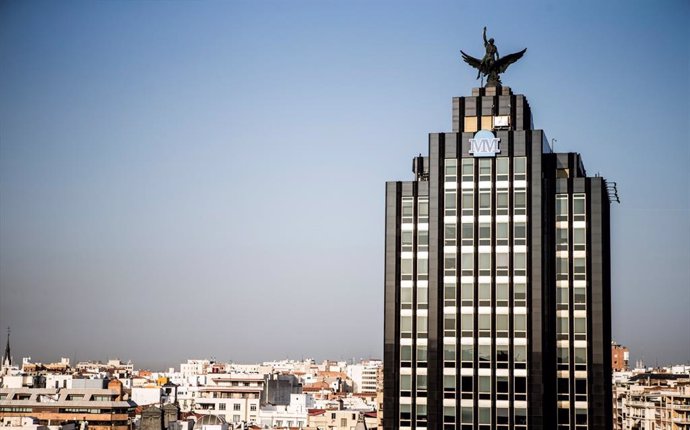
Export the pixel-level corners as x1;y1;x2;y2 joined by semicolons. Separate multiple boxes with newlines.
1;0;688;370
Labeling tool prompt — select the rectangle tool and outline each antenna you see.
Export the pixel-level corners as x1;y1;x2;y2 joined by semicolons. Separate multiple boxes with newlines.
604;179;620;204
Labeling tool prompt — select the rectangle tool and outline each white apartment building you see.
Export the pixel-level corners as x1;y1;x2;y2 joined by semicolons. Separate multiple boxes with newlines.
193;374;263;425
259;393;314;428
347;361;381;394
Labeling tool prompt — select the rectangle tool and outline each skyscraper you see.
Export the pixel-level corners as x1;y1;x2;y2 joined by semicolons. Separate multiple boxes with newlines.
383;84;613;429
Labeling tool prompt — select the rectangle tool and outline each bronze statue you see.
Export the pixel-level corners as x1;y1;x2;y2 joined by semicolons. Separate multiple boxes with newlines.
461;27;526;87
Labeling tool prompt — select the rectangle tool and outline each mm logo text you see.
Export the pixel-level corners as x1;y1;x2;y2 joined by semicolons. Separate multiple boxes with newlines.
469;130;501;157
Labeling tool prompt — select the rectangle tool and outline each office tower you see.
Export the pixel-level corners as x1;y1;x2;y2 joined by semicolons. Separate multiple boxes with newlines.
383;85;612;430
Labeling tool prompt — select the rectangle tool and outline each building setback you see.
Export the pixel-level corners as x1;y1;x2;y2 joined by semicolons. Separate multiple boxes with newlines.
383;85;612;430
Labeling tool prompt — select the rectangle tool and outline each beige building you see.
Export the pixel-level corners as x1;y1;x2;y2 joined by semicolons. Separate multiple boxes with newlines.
614;373;690;430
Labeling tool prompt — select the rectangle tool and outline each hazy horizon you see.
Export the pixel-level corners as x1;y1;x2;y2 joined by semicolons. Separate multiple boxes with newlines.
1;0;688;371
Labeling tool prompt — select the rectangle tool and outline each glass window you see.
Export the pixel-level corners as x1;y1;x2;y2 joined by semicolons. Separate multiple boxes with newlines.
401;345;412;361
478;376;491;392
478;314;491;331
461;344;474;361
401;315;412;332
479;159;491;180
461;192;474;215
557;347;569;364
460;313;474;330
514;345;527;362
400;375;411;390
418;258;428;275
478;406;491;424
557;316;568;334
514;191;526;208
496;314;509;331
462;222;473;245
417;375;428;390
445;224;457;246
496;223;509;241
418;230;428;249
418;199;429;223
574;347;587;364
574;317;586;334
478;345;491;364
445;191;457;215
496;344;509;362
479;192;491;209
444;344;456;361
461;159;474;182
445;159;457;182
461;406;473;422
443;375;455;390
514;157;526;180
573;195;586;215
515;314;527;332
402;198;414;222
401;287;412;304
496;158;509;181
401;231;413;252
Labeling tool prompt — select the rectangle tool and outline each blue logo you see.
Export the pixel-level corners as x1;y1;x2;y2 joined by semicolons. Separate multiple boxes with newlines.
469;130;501;157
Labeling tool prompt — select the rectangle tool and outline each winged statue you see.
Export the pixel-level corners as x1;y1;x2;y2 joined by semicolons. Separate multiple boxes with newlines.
461;27;526;87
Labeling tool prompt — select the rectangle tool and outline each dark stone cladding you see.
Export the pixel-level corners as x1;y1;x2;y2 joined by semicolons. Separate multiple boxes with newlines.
384;87;612;430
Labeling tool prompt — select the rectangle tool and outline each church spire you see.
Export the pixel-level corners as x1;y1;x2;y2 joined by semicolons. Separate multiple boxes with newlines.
2;327;10;367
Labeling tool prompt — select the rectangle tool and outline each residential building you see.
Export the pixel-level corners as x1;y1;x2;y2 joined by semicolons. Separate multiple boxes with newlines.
612;342;629;372
192;374;263;425
0;382;135;430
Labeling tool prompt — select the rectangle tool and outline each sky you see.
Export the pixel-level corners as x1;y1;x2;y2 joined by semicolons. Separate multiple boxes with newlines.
0;0;688;371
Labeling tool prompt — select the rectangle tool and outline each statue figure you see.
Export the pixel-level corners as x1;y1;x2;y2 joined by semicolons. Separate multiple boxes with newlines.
461;27;526;87
478;27;499;79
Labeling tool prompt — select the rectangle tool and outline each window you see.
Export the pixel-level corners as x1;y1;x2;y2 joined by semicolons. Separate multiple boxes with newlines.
461;191;474;216
418;230;429;250
496;222;509;246
461;313;473;337
461;282;474;306
478;282;491;306
574;317;586;334
417;345;428;365
496;158;509;181
446;191;457;216
340;418;347;427
233;403;240;411
514;157;526;181
445;223;457;246
400;374;412;391
402;198;414;223
514;282;526;307
461;344;473;362
461;159;474;182
461;222;473;245
418;198;429;223
218;403;226;410
417;314;428;337
445;159;457;182
479;159;491;182
444;344;456;362
514;221;526;246
445;282;456;307
232;415;240;423
444;406;456;424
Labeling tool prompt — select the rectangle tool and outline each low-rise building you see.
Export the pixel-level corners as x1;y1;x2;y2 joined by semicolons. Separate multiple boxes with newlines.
0;384;135;430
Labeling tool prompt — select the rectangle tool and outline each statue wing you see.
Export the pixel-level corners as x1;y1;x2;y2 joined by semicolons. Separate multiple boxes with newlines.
495;48;527;73
460;51;482;70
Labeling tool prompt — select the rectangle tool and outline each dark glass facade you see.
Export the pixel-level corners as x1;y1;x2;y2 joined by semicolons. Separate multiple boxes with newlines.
384;86;612;430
